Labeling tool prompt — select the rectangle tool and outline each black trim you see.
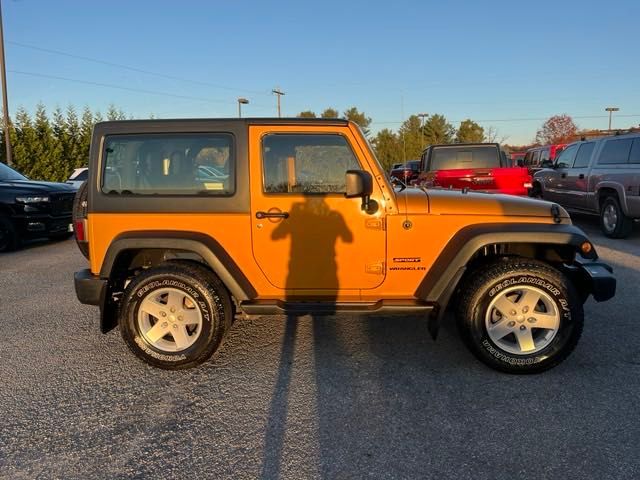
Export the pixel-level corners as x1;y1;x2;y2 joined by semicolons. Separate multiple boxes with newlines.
566;258;616;302
240;299;435;316
416;223;594;303
74;269;106;306
100;231;257;301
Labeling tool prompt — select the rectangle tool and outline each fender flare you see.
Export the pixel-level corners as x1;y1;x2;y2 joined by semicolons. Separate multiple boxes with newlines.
417;223;593;336
595;182;629;215
101;230;257;301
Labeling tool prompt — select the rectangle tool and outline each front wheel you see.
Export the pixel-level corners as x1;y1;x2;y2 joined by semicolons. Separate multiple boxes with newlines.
457;258;583;373
119;261;232;369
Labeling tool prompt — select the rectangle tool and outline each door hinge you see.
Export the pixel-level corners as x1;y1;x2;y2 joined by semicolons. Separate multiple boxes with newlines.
365;262;385;275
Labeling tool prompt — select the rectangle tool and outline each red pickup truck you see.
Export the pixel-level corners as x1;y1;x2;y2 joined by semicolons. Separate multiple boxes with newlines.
416;143;532;196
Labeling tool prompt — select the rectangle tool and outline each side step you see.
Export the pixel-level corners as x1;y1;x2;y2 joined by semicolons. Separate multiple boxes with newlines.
239;299;436;316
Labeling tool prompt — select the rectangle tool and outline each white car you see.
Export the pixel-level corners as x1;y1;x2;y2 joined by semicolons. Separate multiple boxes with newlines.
66;167;88;190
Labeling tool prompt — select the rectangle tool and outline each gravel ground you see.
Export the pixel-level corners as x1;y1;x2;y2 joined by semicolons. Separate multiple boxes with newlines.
0;216;639;480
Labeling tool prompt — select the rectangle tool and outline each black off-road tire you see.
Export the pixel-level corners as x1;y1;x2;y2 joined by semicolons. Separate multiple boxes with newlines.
0;215;19;253
119;261;233;369
600;196;633;239
457;257;583;374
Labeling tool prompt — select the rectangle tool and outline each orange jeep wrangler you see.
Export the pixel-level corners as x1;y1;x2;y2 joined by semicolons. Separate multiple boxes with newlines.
73;118;615;373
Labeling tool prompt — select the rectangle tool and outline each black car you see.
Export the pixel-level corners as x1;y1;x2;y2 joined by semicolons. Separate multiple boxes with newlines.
0;162;76;252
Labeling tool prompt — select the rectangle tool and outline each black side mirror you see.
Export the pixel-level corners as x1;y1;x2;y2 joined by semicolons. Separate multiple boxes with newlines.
345;170;373;212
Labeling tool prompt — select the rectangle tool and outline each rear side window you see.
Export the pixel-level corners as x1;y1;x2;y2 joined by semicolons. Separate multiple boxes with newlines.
598;138;633;165
539;147;550;164
101;133;234;195
429;145;500;170
262;134;360;194
629;138;640;164
532;150;541;166
573;143;595;168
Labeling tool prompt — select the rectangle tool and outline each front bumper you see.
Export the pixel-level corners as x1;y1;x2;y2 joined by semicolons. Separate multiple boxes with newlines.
14;213;73;237
568;258;616;302
74;269;106;306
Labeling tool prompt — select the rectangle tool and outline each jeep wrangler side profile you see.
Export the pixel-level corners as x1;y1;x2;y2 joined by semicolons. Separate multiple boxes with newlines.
74;118;615;373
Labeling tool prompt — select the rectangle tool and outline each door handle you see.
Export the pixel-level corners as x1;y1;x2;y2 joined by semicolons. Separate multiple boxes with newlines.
256;211;289;219
578;174;585;179
561;173;567;179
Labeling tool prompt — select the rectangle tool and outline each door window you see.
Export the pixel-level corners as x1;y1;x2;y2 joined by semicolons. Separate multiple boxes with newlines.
532;150;541;167
262;134;360;194
573;143;595;168
555;144;577;168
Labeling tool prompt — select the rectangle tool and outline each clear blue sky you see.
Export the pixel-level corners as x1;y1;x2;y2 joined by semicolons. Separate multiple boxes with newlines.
3;0;639;144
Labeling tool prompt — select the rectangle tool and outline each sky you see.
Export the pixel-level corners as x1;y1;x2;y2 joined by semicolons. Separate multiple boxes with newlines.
3;0;639;145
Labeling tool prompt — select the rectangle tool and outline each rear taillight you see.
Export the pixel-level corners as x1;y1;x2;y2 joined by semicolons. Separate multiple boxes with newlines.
72;181;90;259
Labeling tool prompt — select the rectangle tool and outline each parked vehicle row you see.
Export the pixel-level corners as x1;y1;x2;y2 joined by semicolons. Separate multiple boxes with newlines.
532;132;640;238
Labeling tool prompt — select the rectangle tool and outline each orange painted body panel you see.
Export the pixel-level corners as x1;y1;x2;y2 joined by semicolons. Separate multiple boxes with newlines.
87;120;569;303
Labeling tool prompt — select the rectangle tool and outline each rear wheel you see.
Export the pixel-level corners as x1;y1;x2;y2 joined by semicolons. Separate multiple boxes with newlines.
119;262;232;369
0;215;18;253
457;258;583;373
600;196;632;238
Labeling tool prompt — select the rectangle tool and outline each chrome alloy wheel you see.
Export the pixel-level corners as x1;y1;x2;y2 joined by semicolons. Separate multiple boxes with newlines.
137;287;203;352
602;204;618;233
485;285;560;355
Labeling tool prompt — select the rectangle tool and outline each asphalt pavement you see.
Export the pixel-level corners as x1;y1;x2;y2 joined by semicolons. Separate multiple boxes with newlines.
1;216;639;479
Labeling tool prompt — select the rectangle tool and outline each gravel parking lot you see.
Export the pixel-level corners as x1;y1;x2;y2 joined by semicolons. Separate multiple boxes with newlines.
1;216;639;480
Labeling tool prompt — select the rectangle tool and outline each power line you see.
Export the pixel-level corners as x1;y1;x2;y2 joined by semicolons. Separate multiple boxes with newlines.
7;40;271;97
371;114;640;126
7;69;272;110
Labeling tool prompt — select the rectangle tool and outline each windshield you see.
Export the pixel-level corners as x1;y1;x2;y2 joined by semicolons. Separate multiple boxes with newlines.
0;162;28;181
429;145;501;170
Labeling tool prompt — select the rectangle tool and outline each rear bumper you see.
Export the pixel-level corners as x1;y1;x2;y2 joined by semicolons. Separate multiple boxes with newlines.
568;258;616;302
74;269;106;306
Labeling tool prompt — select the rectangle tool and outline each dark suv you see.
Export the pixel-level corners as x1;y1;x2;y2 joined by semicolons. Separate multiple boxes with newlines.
0;162;76;252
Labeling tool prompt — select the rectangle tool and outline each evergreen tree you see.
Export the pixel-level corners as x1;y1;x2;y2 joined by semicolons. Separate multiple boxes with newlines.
456;119;485;143
372;129;402;171
320;108;339;119
66;105;83;171
342;107;371;137
79;106;94;167
297;110;317;118
398;115;424;160
11;107;38;178
423;114;455;145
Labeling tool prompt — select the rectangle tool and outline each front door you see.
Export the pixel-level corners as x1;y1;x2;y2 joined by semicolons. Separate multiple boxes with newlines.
543;144;578;205
249;126;386;295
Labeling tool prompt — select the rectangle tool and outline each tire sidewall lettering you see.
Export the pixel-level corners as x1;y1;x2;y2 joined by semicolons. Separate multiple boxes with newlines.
482;274;571;365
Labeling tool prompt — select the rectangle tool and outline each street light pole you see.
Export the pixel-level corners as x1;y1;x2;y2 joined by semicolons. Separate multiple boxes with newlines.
237;97;249;118
0;0;12;166
605;107;619;132
272;88;285;117
417;113;428;150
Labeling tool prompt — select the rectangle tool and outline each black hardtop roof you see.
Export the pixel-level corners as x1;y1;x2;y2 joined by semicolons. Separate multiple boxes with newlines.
94;117;350;129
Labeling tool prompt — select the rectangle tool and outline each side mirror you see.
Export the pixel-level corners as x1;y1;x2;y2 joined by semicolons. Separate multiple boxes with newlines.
541;160;554;168
345;170;374;212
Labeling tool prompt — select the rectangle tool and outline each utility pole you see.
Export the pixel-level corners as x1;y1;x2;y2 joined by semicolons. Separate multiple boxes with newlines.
605;107;619;132
0;0;12;166
417;113;428;150
272;88;285;118
237;97;249;118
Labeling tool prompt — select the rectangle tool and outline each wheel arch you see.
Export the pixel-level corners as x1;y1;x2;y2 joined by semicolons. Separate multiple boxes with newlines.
418;223;594;337
101;231;257;302
596;183;629;215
